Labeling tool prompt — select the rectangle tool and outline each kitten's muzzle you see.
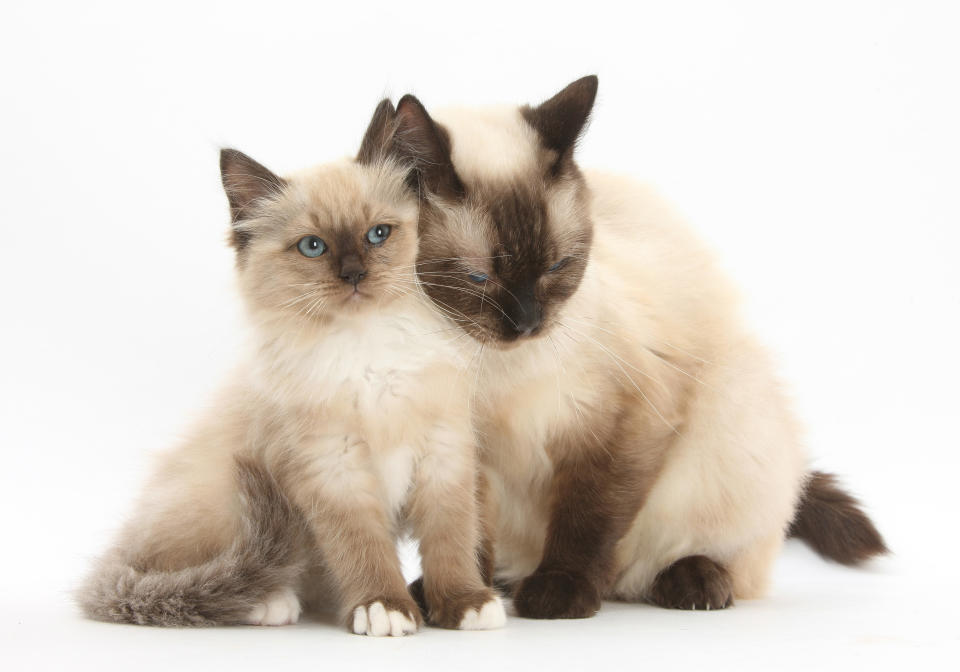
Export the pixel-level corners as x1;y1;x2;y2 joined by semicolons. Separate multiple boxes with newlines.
339;255;367;287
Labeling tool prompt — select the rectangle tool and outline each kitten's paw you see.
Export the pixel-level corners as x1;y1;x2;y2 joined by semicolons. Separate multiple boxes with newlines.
647;555;734;611
457;594;506;630
351;598;420;637
513;569;601;619
245;587;301;626
425;588;506;630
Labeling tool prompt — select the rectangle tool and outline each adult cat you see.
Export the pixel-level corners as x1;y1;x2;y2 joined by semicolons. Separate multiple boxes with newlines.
78;101;505;634
386;77;886;618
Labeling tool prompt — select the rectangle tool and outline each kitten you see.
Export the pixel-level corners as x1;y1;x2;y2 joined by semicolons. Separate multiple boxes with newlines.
382;77;887;618
77;100;506;634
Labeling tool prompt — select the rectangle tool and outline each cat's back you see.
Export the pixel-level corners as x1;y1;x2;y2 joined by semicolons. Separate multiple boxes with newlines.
582;170;741;345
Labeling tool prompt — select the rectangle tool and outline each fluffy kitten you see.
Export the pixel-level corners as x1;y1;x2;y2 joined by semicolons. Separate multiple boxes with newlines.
78;101;506;634
383;77;886;618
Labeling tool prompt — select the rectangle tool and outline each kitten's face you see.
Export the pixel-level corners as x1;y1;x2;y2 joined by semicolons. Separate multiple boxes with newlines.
390;77;598;348
221;100;418;326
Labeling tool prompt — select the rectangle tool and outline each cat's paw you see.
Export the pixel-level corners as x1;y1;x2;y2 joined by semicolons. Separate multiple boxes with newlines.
513;569;601;619
351;598;420;637
245;587;301;626
423;587;506;630
647;555;734;611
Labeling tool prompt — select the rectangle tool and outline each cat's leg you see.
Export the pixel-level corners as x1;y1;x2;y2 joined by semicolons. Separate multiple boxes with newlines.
408;426;505;630
282;433;420;637
726;531;785;600
512;423;667;619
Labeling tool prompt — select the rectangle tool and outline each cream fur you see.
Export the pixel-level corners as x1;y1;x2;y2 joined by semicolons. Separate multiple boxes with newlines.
81;156;501;630
433;108;809;600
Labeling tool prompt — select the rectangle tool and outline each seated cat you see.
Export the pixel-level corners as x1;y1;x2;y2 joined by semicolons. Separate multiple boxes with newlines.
382;77;886;618
77;100;506;635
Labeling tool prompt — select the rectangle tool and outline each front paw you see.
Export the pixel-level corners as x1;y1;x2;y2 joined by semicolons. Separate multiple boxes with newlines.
350;596;421;637
423;587;506;630
647;555;734;611
513;569;601;619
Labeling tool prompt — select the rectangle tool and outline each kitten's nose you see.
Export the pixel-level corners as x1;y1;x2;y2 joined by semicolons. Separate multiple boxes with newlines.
339;255;366;286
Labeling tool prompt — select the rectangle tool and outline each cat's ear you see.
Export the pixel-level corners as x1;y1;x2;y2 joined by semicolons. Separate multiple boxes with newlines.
357;98;397;165
220;148;287;225
522;75;598;167
393;94;465;200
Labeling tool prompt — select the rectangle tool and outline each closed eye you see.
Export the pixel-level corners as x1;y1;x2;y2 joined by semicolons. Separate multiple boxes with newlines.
548;257;571;273
467;271;489;283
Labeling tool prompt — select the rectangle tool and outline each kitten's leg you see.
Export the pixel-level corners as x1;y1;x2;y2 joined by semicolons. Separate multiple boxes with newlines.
512;429;664;620
647;556;735;610
283;434;420;637
407;427;505;630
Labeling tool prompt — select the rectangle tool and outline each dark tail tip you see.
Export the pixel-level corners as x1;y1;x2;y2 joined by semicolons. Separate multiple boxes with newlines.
788;470;889;566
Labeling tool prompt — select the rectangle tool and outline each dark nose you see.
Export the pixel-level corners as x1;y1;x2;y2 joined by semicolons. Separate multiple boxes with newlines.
505;284;542;336
339;255;366;286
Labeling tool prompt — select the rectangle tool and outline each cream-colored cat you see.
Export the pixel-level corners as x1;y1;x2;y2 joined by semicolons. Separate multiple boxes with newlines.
78;101;505;634
385;78;886;618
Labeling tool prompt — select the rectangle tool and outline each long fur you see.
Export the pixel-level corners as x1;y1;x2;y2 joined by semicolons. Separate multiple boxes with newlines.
789;471;888;565
77;457;308;626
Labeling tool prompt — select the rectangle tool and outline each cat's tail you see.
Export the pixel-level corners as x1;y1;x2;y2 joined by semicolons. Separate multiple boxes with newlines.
788;470;888;566
77;456;308;626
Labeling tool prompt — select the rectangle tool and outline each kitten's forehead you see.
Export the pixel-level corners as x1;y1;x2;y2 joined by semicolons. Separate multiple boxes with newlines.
285;159;416;225
433;105;540;183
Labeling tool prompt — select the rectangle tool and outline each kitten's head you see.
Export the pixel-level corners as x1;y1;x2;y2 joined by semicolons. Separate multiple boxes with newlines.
220;100;418;326
389;76;598;347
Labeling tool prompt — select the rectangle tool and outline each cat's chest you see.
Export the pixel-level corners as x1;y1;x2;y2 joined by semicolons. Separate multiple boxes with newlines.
475;348;597;477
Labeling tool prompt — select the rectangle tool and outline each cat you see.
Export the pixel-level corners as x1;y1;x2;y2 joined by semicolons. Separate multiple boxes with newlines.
378;76;887;618
77;100;506;635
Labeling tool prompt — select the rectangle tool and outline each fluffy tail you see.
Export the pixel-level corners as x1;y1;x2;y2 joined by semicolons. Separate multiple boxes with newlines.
788;470;888;566
77;456;307;626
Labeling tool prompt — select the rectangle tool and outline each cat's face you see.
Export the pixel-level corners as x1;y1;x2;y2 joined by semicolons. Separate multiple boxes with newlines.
388;77;598;347
220;101;419;326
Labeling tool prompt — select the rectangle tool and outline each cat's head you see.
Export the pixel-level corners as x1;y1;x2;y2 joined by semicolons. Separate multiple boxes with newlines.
220;100;419;326
388;76;598;347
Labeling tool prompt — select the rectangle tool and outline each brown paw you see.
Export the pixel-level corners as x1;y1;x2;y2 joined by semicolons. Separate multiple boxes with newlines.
407;577;428;619
513;569;601;619
647;555;734;611
350;595;422;637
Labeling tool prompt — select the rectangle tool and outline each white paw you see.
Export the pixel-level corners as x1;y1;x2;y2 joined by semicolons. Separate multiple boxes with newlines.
352;601;418;637
245;587;301;626
458;595;507;630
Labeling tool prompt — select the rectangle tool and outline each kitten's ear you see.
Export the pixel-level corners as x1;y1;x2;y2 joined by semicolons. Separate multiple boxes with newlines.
393;94;465;200
522;75;598;164
219;148;287;224
357;98;397;165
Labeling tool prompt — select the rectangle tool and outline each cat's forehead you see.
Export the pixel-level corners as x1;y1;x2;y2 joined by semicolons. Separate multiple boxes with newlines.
433;105;541;183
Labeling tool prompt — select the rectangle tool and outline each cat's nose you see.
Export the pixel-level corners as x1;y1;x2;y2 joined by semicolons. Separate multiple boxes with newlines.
339;256;367;286
506;285;542;336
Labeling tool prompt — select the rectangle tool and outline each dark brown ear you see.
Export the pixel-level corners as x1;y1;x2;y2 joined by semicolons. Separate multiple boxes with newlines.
393;94;465;200
522;75;598;167
220;149;286;225
357;98;397;165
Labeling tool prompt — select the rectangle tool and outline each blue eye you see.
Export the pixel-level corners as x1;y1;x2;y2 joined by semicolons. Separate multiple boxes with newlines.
297;236;327;258
467;271;489;283
366;224;392;245
548;257;571;273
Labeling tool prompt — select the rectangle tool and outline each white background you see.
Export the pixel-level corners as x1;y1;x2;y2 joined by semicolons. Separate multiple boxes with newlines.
2;1;958;669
